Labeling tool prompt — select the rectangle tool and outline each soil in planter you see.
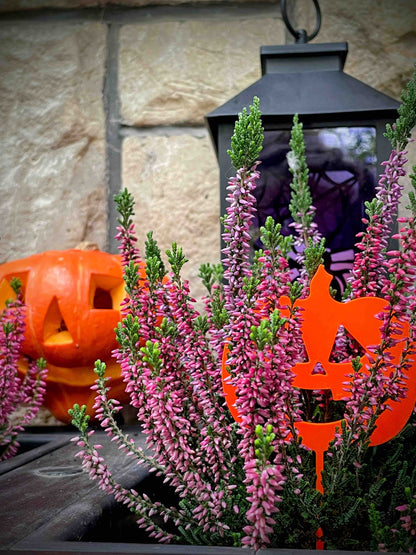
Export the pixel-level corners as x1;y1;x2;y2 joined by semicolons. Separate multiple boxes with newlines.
78;472;180;543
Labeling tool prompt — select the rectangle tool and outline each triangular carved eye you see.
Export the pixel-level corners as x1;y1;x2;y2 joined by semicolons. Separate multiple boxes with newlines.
0;279;16;309
43;297;73;346
0;272;29;307
328;325;366;363
89;274;124;310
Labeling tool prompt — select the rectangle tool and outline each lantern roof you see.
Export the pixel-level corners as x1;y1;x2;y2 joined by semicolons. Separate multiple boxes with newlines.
206;42;400;153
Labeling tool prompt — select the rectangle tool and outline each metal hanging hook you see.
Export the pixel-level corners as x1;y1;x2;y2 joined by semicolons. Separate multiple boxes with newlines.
281;0;322;44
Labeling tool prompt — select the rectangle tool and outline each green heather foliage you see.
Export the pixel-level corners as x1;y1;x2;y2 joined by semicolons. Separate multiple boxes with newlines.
385;65;416;151
228;96;263;171
288;114;313;230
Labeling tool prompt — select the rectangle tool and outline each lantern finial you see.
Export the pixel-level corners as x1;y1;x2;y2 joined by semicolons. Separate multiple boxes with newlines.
281;0;321;44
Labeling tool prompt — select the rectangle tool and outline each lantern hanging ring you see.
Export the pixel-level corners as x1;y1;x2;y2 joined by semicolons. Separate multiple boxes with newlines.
281;0;321;43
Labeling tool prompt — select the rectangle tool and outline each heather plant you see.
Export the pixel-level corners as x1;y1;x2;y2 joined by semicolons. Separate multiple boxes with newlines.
70;71;416;551
0;278;47;461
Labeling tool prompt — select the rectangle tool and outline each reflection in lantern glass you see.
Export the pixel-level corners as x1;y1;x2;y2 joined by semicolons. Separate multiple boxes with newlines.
253;127;377;294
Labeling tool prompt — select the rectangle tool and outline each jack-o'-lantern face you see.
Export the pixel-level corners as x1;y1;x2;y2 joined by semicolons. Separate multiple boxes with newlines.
0;250;124;366
0;250;145;423
290;266;416;448
222;265;416;488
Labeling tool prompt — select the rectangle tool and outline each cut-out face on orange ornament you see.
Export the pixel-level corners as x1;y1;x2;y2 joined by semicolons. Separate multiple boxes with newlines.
0;250;146;423
222;265;416;491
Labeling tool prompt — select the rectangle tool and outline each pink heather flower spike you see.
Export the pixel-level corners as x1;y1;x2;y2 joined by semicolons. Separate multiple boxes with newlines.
0;283;48;461
349;149;408;299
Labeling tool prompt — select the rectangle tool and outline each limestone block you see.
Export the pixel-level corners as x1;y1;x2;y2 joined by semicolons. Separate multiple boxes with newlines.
0;22;107;262
122;132;220;303
119;17;285;126
295;0;416;100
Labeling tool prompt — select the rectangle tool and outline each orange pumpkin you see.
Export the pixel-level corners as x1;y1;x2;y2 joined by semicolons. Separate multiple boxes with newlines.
0;249;146;423
222;265;416;491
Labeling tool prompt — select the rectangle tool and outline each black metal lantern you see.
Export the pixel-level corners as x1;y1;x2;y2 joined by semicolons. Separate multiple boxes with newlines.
206;41;400;293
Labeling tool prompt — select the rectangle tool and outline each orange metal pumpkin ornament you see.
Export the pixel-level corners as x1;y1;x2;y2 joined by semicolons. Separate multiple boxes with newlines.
0;250;145;423
222;265;416;492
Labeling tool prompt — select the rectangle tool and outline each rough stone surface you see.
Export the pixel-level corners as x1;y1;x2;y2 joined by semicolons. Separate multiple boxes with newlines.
10;406;65;427
294;0;416;219
119;16;285;126
0;22;107;263
122;132;220;303
0;0;277;11
295;0;416;101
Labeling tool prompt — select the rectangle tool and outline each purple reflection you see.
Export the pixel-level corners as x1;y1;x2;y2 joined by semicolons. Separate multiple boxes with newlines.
253;127;377;294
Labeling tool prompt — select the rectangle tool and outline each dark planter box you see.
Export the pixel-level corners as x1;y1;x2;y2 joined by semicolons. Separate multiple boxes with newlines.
0;426;74;476
0;428;251;554
0;429;399;555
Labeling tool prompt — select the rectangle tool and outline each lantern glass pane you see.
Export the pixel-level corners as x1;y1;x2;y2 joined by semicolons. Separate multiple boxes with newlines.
253;126;377;292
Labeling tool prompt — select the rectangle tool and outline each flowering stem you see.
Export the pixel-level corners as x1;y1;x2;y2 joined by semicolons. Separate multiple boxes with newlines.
0;279;47;460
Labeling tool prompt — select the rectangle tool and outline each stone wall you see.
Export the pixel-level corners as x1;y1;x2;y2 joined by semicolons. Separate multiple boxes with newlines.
0;1;415;422
118;10;285;300
295;0;416;216
0;2;287;303
1;0;415;289
0;21;107;263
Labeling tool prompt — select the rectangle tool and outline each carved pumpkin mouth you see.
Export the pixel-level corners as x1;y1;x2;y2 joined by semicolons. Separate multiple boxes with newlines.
299;388;347;423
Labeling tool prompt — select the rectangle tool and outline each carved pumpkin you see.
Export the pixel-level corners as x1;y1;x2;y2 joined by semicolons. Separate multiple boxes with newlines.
222;265;416;490
0;249;146;423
